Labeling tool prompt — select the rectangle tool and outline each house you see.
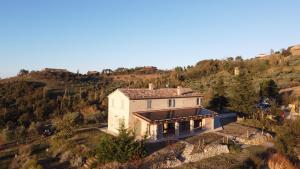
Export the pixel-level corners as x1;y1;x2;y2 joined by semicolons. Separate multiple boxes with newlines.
87;71;99;75
42;68;69;73
256;53;268;58
107;83;218;141
234;67;240;76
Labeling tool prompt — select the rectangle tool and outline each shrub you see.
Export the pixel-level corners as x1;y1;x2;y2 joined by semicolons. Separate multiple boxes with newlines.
28;122;40;137
63;112;84;125
268;153;297;169
227;140;241;153
49;114;76;157
96;123;146;163
10;145;43;169
2;128;15;142
21;157;43;169
274;118;300;161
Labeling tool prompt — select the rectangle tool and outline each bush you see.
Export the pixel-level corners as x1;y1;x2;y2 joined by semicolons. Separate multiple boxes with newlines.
2;128;15;142
21;157;43;169
227;140;241;153
63;112;84;125
268;153;297;169
10;145;43;169
49;114;77;157
96;123;146;163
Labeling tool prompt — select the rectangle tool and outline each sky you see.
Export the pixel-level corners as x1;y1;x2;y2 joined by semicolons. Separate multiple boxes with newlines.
0;0;300;78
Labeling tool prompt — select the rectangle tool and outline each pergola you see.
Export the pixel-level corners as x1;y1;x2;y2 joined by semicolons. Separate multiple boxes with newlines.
133;107;217;140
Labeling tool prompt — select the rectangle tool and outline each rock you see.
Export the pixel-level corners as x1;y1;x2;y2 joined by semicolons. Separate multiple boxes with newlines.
154;141;230;168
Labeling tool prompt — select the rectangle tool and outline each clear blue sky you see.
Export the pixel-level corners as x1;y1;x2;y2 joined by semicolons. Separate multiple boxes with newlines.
1;0;300;78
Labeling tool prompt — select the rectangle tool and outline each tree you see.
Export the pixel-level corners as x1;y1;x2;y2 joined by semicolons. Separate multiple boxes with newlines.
18;69;29;76
229;73;257;117
96;122;145;163
208;78;229;113
49;113;77;156
275;118;300;161
227;57;234;61
259;79;280;101
235;56;243;62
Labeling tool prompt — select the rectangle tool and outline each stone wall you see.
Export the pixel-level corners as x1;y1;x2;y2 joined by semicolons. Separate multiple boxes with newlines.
152;141;229;168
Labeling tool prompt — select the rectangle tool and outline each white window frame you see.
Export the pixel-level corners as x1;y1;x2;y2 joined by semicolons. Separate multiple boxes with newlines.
168;99;176;107
196;97;202;106
147;99;152;109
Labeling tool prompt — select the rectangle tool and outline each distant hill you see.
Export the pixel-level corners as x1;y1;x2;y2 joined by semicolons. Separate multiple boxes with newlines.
1;44;300;132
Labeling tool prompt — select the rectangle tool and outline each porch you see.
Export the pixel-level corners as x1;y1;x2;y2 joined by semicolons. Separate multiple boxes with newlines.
133;107;217;141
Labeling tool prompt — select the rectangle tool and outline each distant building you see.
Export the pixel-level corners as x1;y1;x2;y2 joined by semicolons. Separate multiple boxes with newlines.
42;68;69;73
234;67;240;76
87;71;99;75
107;83;218;141
257;54;268;58
143;66;157;71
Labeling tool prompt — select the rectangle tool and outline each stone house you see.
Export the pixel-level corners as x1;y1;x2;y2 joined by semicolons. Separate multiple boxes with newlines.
42;68;69;73
234;67;240;76
107;83;218;141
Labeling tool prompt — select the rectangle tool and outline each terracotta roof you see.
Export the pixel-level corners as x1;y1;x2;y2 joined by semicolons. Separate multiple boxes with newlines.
118;88;202;99
133;107;216;123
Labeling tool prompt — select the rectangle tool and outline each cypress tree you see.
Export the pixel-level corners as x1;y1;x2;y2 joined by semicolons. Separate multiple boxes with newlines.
208;77;229;113
229;73;257;117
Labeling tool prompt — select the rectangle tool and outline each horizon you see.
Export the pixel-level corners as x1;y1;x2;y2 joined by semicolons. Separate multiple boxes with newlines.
1;0;300;78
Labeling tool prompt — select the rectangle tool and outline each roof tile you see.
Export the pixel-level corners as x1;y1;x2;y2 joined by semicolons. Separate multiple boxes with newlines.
119;88;202;99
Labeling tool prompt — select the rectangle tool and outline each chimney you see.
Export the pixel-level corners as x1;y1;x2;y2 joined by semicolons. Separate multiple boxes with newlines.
149;83;154;90
177;86;182;95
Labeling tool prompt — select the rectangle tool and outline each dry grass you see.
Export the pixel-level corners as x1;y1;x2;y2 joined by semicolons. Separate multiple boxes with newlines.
219;123;259;139
268;153;298;169
177;145;267;169
185;133;223;153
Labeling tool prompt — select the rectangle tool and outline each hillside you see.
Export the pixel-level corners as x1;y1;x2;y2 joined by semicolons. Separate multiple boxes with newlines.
1;45;300;169
1;45;300;138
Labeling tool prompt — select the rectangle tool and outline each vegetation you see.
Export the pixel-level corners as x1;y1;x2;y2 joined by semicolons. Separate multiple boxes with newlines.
95;123;146;163
49;112;81;156
274;118;300;162
208;77;229;113
9;145;44;169
229;72;258;117
0;45;300;167
259;79;280;101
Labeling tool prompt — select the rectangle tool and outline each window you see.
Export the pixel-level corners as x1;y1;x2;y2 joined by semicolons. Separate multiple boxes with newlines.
147;99;152;109
168;99;176;107
168;99;172;107
196;97;202;106
147;124;150;135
